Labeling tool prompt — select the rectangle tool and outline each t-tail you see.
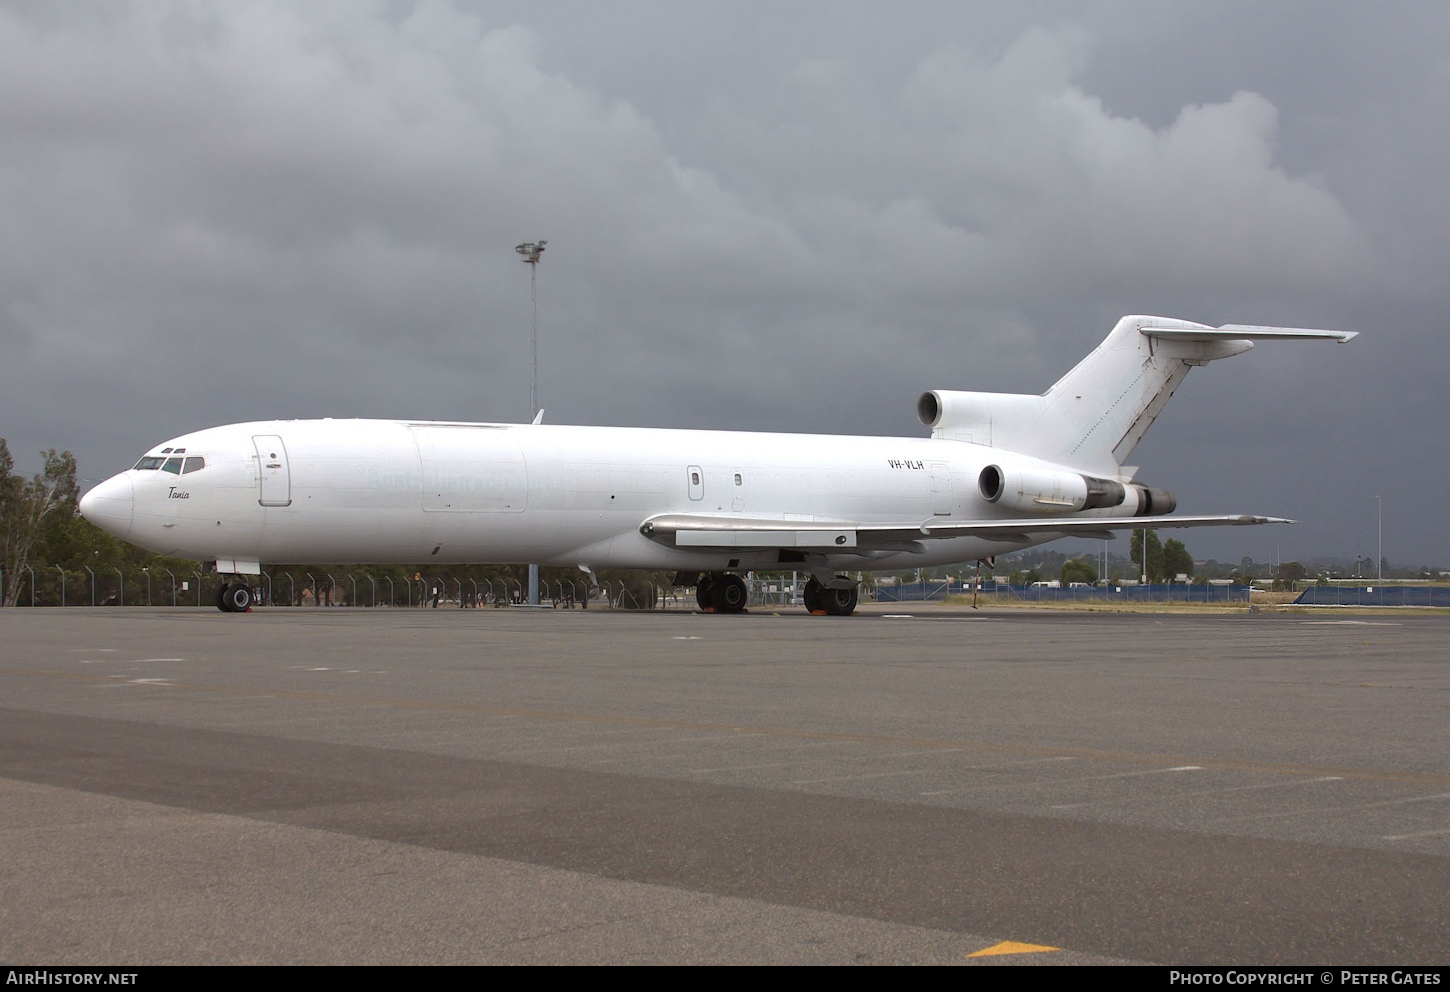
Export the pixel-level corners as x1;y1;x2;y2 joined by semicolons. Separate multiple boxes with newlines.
916;315;1356;479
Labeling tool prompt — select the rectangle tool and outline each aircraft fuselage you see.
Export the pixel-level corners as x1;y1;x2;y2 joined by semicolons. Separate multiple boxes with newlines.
82;418;1117;573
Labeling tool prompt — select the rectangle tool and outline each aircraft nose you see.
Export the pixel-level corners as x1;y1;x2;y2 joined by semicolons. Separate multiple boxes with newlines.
79;474;134;539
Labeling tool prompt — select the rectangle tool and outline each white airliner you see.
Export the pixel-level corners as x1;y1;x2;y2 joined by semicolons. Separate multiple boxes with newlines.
80;315;1354;613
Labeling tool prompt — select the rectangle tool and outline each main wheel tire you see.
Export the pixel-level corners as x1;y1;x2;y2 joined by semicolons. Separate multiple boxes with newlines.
803;578;824;614
217;583;235;612
222;584;253;612
713;574;748;613
822;586;859;616
696;577;716;611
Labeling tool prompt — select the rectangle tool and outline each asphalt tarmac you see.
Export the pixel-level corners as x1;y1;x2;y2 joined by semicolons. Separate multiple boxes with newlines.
1;604;1446;965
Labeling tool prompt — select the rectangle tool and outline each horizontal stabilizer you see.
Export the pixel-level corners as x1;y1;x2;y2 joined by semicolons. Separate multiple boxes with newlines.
1143;324;1356;344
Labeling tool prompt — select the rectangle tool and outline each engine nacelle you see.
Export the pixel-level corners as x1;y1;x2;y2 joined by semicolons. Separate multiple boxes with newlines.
1127;484;1177;516
917;389;1045;447
978;462;1126;514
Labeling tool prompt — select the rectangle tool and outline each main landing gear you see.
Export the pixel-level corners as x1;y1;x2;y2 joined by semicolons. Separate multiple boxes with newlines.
803;577;858;616
217;582;253;613
695;573;748;614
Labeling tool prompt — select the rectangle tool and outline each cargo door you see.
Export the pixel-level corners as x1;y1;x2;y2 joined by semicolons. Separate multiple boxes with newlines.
930;461;952;516
253;435;292;507
411;425;527;512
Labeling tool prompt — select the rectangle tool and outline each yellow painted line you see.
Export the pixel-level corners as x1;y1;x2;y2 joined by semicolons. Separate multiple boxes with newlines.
966;940;1059;957
5;667;1450;787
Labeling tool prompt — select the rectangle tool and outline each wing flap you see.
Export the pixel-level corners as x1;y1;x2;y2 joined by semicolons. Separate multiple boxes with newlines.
907;514;1293;539
641;512;1291;551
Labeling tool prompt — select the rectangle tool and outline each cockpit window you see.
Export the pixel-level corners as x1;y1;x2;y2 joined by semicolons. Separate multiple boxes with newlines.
161;457;183;475
181;457;205;474
134;457;164;471
161;448;173;454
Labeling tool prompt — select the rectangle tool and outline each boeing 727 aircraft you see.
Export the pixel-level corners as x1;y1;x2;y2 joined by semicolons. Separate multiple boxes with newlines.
80;315;1354;613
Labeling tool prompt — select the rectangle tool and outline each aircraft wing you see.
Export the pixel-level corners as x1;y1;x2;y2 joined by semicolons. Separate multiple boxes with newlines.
639;512;1292;552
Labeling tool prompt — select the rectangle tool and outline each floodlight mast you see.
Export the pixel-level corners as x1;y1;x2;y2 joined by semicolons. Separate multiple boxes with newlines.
515;240;547;607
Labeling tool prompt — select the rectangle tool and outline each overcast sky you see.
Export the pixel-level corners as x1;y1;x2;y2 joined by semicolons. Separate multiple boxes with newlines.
1;1;1445;565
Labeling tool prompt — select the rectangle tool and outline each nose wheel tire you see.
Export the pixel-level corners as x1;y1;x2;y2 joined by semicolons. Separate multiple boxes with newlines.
217;583;253;613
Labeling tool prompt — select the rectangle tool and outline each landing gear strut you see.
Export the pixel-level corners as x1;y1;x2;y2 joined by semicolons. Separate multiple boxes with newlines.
695;573;748;613
804;577;857;616
217;582;253;613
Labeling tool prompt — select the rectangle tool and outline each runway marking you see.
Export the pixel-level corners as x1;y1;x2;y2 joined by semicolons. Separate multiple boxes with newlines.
790;767;947;785
69;648;117;652
1299;621;1400;626
920;757;1079;795
966;940;1058;957
1383;827;1450;841
882;615;915;619
789;750;969;785
1051;775;1346;811
1044;766;1204;804
687;740;855;773
671;636;703;640
80;656;184;664
6;666;1450;787
1363;792;1450;808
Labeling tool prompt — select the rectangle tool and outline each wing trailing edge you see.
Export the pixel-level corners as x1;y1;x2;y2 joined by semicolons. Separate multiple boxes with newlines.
639;512;1292;552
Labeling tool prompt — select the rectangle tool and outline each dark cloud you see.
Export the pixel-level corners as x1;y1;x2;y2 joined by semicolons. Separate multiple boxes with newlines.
1;1;1443;564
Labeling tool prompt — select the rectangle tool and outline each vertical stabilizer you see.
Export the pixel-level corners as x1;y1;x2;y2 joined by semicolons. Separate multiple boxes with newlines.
920;316;1353;477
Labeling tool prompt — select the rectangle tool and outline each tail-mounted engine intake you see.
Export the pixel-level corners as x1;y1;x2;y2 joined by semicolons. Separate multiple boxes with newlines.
978;462;1174;516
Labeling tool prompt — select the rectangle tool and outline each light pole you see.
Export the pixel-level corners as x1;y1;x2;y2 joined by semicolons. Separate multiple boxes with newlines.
516;239;547;607
1376;494;1382;584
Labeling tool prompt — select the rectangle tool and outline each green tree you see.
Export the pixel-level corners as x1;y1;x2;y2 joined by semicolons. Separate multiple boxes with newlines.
1129;529;1163;582
2;440;80;607
1274;561;1307;591
1060;558;1097;585
1162;539;1194;582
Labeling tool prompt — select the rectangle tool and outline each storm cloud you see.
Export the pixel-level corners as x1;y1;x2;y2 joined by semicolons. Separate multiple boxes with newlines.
1;1;1443;564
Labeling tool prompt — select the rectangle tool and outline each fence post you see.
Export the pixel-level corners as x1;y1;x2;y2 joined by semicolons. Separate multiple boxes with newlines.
164;568;176;606
24;565;35;607
56;565;66;607
113;567;123;606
